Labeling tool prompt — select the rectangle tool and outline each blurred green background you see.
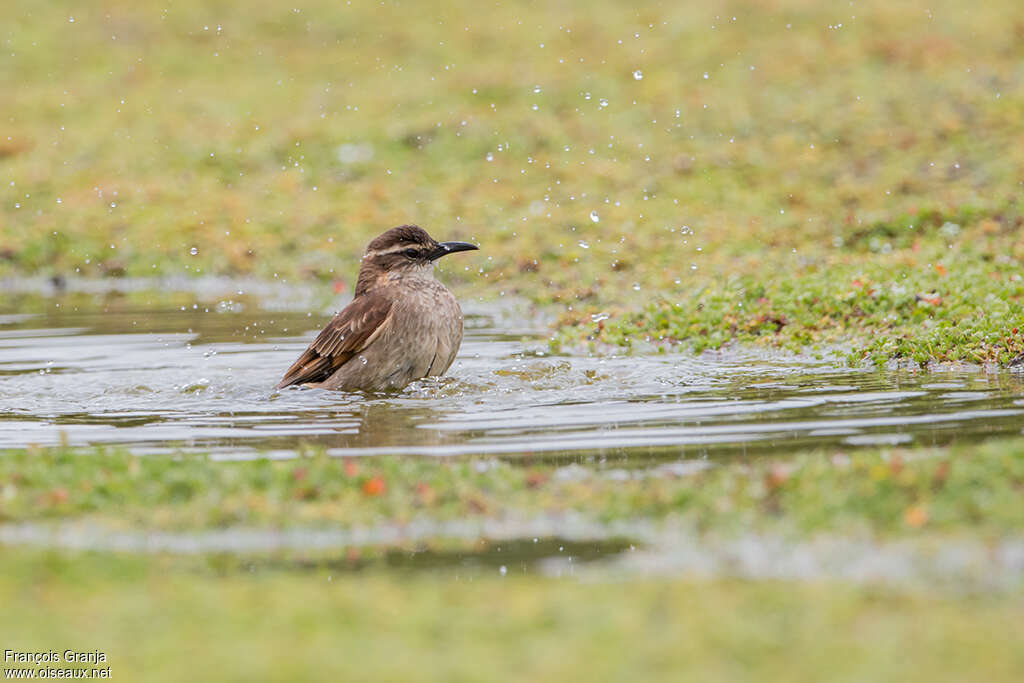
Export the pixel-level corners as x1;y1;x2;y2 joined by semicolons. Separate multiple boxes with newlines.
3;0;1021;290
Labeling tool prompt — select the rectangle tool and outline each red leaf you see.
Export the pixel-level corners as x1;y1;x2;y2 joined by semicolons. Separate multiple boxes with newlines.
362;476;386;497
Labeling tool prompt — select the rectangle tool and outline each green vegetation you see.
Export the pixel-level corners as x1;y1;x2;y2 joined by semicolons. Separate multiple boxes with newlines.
2;0;1023;364
1;550;1022;682
1;440;1023;681
563;252;1024;366
2;440;1022;538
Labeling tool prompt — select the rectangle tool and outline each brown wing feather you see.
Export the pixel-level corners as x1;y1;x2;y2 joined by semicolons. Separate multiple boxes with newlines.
276;293;394;388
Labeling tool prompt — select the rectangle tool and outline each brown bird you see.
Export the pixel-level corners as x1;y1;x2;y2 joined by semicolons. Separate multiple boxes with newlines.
276;225;479;391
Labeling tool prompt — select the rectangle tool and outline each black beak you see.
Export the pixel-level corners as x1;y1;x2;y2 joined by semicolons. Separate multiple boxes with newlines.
429;241;479;261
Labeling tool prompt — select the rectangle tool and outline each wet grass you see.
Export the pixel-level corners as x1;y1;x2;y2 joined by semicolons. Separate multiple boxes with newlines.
1;549;1020;682
1;441;1022;679
562;250;1024;366
2;0;1023;364
3;439;1021;538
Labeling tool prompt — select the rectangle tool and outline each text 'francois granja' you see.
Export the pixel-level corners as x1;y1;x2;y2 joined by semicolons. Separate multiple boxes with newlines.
4;651;107;666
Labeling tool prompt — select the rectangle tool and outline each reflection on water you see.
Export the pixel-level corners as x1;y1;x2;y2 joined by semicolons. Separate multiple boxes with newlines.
240;538;637;577
1;294;1023;464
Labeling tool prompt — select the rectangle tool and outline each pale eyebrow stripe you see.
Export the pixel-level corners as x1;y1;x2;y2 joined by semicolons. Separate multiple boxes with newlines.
364;244;423;258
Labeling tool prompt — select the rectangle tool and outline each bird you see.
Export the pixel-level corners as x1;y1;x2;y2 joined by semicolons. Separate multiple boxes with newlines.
276;225;479;392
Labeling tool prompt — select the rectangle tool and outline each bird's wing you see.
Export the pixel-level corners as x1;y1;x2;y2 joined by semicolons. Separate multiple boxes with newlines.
276;292;394;389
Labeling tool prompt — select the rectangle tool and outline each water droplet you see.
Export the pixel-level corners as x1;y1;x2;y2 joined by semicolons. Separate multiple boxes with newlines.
633;70;643;80
632;283;641;291
578;240;590;249
533;85;542;94
499;565;508;576
598;98;609;108
589;210;600;223
189;247;198;256
591;312;610;323
702;72;709;80
485;152;494;161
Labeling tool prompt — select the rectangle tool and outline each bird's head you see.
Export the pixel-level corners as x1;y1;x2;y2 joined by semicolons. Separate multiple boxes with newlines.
356;225;478;294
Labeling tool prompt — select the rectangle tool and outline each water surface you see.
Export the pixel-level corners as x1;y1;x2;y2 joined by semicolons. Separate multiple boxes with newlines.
1;294;1022;464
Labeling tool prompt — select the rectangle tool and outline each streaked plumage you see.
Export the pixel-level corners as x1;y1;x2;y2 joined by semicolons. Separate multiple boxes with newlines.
276;225;478;391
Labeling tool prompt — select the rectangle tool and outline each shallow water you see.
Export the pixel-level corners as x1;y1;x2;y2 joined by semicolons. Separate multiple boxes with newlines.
1;295;1023;464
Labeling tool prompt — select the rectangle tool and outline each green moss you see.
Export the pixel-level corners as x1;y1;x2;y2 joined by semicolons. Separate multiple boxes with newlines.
562;247;1024;366
2;439;1022;538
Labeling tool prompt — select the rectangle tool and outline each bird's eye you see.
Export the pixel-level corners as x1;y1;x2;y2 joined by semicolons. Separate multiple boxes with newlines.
404;248;419;258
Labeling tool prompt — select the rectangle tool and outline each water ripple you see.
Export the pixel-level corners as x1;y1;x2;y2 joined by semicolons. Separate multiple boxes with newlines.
1;304;1023;463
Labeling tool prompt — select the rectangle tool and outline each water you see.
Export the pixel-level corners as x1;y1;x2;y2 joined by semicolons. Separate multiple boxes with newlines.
1;295;1023;463
2;290;1023;583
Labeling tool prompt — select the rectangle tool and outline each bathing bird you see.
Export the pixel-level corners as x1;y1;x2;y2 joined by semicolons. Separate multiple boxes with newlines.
276;225;478;391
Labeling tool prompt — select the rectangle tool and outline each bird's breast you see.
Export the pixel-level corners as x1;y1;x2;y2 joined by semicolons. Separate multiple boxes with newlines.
393;280;462;343
376;279;464;383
